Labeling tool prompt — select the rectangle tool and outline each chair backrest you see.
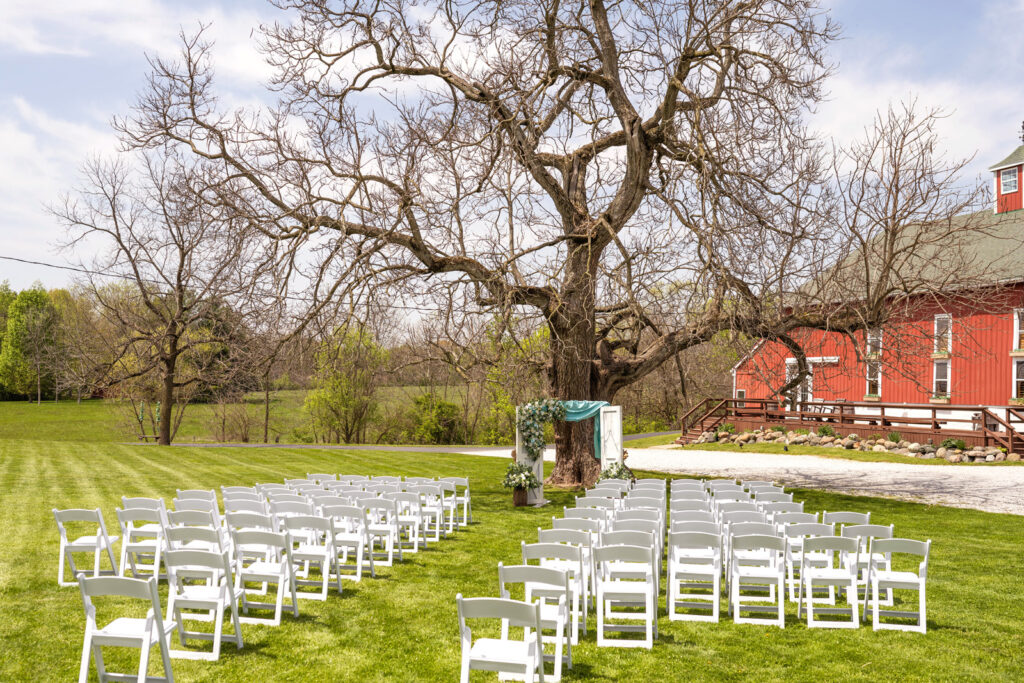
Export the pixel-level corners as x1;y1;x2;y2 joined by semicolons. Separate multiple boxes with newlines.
225;499;268;514
670;500;711;513
564;507;608;524
610;518;660;538
498;563;570;601
284;514;333;538
164;548;232;584
575;496;616;510
117;506;165;528
537;527;591;548
521;541;583;565
754;492;793;504
628;487;666;500
716;502;759;516
267;492;306;503
271;500;315;517
256;483;290;493
222;486;257;495
670;490;708;502
748;484;784;495
361;498;398;520
387;492;422;514
600;529;655;548
669;530;722;553
54;507;103;525
167;509;218;528
783;522;835;540
322;504;370;531
615;509;661;525
593;543;656;571
634;478;665;489
671;478;705;489
670;520;720;535
721;510;767;526
596;479;630;493
774;511;818;527
587;487;623;500
285;478;314;488
712;491;751;503
730;533;786;554
307;473;337;484
439;476;469;488
624;497;663;512
176;489;216;502
803;534;859;556
166;525;221;549
326;482;360;492
173;497;218;515
870;538;931;573
729;522;777;538
79;575;160;603
671;510;715;524
706;479;738;489
223;491;262;502
761;502;804;516
741;480;774;489
365;483;400;494
231;529;289;553
225;511;274;531
551;517;600;534
822;511;871;527
457;594;542;630
122;496;166;511
841;523;894;544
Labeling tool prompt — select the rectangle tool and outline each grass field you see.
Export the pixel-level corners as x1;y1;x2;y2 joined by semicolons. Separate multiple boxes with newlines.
2;439;1021;681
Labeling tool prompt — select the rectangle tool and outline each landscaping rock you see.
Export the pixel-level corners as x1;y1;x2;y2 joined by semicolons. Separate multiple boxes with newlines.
946;453;962;463
820;436;835;445
883;440;898;449
936;447;947;459
872;444;887;452
908;442;923;453
986;454;996;462
841;438;855;449
1008;453;1021;462
791;434;809;445
995;452;1007;462
736;432;752;443
808;435;822;445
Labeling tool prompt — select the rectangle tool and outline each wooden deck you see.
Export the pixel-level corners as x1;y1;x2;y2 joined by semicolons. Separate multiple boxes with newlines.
678;398;1024;452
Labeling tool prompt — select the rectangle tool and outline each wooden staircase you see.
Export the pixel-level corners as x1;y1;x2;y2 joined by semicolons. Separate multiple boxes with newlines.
674;398;729;444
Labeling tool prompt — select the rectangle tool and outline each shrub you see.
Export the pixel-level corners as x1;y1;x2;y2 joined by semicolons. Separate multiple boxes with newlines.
816;425;836;437
793;428;810;435
501;462;540;490
412;392;464;445
869;433;883;441
719;422;736;434
887;431;902;443
770;425;785;432
940;438;967;451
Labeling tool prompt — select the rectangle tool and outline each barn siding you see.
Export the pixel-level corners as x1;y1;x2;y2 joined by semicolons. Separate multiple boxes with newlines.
735;285;1024;405
996;165;1023;213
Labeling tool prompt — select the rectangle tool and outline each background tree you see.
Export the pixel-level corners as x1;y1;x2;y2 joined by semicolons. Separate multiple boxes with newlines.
0;284;57;403
55;153;276;445
122;2;987;483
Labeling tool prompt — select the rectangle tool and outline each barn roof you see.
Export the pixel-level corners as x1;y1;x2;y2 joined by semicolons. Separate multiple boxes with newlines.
989;145;1024;171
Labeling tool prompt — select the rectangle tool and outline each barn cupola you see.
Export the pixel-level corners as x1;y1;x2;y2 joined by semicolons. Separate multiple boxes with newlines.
990;131;1024;214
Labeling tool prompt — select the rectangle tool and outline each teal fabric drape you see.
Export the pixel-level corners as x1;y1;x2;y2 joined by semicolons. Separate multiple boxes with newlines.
560;400;610;459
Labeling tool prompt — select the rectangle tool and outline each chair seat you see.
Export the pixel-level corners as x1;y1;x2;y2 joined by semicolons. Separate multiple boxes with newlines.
735;565;783;581
69;534;119;548
601;579;653;598
873;570;922;588
805;567;855;582
96;617;176;642
673;562;718;578
469;638;537;668
241;560;286;579
176;584;228;603
673;548;716;561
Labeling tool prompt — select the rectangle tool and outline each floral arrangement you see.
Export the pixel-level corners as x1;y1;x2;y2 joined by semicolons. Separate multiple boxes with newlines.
598;462;634;482
517;398;566;462
502;462;540;490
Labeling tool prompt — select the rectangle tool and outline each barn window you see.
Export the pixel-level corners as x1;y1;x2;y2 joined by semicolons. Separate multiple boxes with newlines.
1001;168;1018;194
866;328;882;356
1014;309;1024;351
933;360;949;397
866;360;881;396
1016;362;1024;399
934;314;952;353
735;389;746;408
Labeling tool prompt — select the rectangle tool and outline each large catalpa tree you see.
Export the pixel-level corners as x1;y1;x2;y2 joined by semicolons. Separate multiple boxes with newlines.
120;0;984;484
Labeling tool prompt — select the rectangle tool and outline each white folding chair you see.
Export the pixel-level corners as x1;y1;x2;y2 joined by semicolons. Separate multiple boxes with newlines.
231;529;299;626
593;544;658;648
522;541;587;642
284;515;342;600
564;507;609;529
822;510;871;531
175;489;216;504
322;504;376;581
54;508;119;587
868;538;931;633
362;498;403;566
164;548;244;661
307;473;337;485
117;507;166;581
667;531;721;622
499;564;572;682
783;522;836;603
842;523;895;605
797;536;860;629
408;484;446;542
437;480;460;534
387;491;425;552
456;595;544;683
76;576;174;683
754;492;793;504
440;476;472;526
729;534;786;627
670;500;711;514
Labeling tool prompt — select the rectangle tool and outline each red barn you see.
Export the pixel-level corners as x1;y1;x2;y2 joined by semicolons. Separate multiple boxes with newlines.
712;145;1024;448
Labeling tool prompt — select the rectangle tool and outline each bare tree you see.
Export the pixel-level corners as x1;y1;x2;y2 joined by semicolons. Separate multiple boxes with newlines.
119;3;988;483
55;152;276;445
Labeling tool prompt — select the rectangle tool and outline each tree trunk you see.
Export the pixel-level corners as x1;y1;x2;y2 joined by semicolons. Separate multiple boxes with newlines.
36;369;41;405
263;371;271;444
158;358;175;446
546;248;603;488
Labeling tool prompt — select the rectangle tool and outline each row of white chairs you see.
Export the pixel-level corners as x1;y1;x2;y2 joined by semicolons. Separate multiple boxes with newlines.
56;473;471;683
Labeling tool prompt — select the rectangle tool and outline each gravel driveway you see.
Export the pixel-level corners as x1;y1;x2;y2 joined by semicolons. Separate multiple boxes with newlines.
463;446;1024;515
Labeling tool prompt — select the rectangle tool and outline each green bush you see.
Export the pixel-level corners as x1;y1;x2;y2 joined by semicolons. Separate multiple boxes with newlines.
793;428;810;435
771;425;785;432
940;438;966;451
816;425;836;437
887;431;902;443
869;433;884;441
622;415;671;435
719;422;736;434
412;392;464;445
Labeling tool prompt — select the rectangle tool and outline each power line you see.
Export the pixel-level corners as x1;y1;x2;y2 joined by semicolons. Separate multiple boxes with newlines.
0;254;456;314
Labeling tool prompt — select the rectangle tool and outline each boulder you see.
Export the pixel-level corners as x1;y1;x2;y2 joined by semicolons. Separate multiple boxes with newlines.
986;454;996;462
946;453;962;463
791;434;809;445
736;432;752;443
908;442;923;453
1007;452;1021;462
872;444;887;452
808;435;822;445
820;436;835;445
920;452;935;459
842;438;855;449
883;440;898;449
995;452;1007;462
935;447;947;459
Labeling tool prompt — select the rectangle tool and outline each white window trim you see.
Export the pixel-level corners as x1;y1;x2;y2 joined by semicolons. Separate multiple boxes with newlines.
934;314;952;353
1001;167;1019;194
1014;309;1024;351
933;359;950;397
1014;360;1024;400
865;359;881;397
735;388;746;408
785;359;813;406
866;328;882;356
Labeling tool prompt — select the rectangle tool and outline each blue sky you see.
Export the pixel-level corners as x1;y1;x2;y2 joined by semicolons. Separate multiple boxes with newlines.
1;0;1022;289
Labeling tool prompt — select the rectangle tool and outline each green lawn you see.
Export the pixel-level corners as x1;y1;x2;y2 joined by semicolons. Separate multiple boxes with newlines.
1;439;1021;680
678;442;1024;466
622;433;679;448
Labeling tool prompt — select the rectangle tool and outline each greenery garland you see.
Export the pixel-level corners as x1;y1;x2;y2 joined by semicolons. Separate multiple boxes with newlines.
502;462;541;490
598;462;634;482
517;398;566;462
